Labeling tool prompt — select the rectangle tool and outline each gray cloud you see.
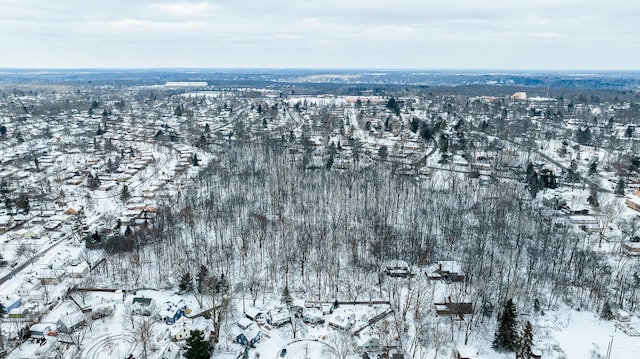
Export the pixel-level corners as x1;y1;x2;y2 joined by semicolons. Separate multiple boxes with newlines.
0;0;638;69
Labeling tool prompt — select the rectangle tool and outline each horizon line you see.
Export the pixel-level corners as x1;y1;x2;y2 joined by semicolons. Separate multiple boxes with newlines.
1;67;640;73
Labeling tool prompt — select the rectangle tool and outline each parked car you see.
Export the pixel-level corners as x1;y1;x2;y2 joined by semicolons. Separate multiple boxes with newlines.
280;348;287;357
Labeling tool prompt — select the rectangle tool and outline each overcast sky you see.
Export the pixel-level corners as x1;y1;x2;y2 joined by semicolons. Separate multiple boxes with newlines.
0;0;638;70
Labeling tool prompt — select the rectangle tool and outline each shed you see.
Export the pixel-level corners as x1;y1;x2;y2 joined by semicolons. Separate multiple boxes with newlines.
617;309;631;322
244;307;265;321
29;323;54;339
455;347;479;359
237;317;254;330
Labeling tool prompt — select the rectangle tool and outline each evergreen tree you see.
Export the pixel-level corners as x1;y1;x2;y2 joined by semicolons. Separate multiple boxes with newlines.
410;118;421;133
15;193;30;214
124;225;133;237
616;178;626;196
493;298;519;352
587;184;600;208
588;161;598;176
378;145;388;160
626;125;635;138
179;272;194;292
87;173;101;190
192;154;200;166
120;185;131;202
567;159;580;182
184;329;214;359
197;265;209;294
600;301;614;320
517;321;534;359
281;286;292;306
216;273;230;296
75;209;86;235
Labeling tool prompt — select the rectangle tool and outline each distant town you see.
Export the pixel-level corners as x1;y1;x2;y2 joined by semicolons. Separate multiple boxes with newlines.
1;71;640;359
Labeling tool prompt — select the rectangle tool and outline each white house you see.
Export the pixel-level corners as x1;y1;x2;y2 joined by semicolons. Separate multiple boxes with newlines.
15;278;41;297
67;261;90;278
171;323;195;341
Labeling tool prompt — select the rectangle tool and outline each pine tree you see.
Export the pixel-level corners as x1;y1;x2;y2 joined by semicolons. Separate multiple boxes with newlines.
616;178;626;196
184;329;214;359
517;321;534;359
493;298;519;352
179;272;194;292
587;184;600;208
120;185;131;202
589;161;598;176
600;301;614;320
192;154;200;166
567;159;580;182
197;265;209;294
281;286;292;306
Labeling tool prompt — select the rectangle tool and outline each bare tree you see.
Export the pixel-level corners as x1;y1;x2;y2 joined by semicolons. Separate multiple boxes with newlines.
135;316;155;359
15;241;37;263
326;331;354;359
67;315;91;350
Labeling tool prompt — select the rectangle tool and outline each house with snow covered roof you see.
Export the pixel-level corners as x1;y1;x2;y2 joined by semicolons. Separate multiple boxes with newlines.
56;312;86;334
67;261;90;278
1;295;22;314
383;260;413;278
157;342;181;359
269;306;291;327
131;297;155;316
15;278;41;297
328;313;355;331
357;335;380;352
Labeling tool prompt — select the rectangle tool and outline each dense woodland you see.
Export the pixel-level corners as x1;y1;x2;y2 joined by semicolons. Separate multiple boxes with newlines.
93;135;639;343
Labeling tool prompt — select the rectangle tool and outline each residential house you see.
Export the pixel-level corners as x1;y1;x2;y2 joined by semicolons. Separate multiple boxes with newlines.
1;295;22;313
357;335;380;352
56;312;86;334
269;307;291;327
244;307;266;322
427;261;465;283
157;342;181;359
22;226;45;239
171;322;195;341
131;297;155;316
328;313;355;331
435;299;473;319
67;261;90;278
383;260;413;278
162;304;186;325
15;278;41;297
303;309;324;324
35;269;66;285
236;326;262;347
